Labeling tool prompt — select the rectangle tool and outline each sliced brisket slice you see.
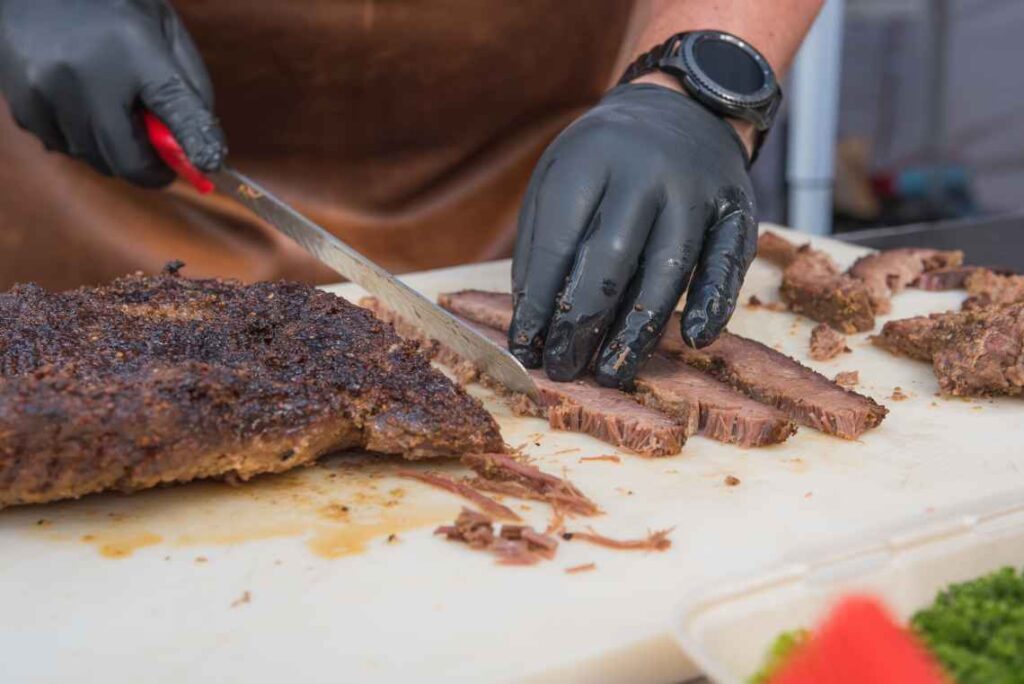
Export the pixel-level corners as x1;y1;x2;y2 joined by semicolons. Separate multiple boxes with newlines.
848;248;963;314
363;296;686;456
758;232;875;333
438;290;796;448
873;304;1024;397
635;355;797;447
658;317;888;439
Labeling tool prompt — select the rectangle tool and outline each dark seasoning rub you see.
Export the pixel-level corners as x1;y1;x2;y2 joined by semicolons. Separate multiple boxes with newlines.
0;264;502;507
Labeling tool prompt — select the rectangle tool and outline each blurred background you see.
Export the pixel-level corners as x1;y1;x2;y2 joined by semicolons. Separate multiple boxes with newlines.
753;0;1024;267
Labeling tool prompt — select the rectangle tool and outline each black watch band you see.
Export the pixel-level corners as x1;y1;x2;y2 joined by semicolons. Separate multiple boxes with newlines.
619;31;782;164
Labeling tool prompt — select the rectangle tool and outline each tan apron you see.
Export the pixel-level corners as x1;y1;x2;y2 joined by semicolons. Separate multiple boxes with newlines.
0;0;635;290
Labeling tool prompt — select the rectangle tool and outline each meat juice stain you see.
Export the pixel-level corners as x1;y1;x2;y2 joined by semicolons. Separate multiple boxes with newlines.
15;454;458;560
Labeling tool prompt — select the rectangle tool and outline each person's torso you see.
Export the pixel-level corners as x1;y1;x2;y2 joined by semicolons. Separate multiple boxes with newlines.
176;0;636;211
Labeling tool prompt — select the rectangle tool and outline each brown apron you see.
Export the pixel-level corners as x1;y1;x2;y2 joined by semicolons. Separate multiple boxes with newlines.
0;0;635;290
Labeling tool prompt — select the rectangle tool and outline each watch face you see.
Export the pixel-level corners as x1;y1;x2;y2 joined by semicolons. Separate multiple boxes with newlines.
674;31;779;112
693;39;765;95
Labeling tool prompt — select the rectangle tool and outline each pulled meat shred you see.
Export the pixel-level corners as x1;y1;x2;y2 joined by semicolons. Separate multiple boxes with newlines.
461;452;601;516
397;470;520;521
562;527;673;552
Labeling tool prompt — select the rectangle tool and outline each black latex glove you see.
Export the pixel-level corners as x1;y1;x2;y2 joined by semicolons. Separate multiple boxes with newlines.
510;84;758;388
0;0;225;187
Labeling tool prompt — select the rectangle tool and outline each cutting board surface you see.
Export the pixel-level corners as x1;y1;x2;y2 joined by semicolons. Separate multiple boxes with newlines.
2;227;1022;684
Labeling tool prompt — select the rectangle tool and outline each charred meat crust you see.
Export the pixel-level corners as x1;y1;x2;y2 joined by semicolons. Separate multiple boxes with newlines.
0;271;502;507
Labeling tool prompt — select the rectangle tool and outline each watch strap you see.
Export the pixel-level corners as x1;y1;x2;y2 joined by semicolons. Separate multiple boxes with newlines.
618;31;776;164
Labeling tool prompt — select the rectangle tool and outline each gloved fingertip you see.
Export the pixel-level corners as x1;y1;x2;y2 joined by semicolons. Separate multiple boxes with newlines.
594;344;638;390
682;289;733;348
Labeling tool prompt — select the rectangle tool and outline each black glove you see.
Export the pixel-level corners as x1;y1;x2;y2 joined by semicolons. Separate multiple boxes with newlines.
0;0;225;187
509;84;758;388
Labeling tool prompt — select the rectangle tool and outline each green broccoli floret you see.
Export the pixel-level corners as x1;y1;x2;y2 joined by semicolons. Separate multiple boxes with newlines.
748;629;809;684
911;566;1024;684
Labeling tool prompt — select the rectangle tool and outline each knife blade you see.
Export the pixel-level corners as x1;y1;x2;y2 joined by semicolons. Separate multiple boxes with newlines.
143;113;540;401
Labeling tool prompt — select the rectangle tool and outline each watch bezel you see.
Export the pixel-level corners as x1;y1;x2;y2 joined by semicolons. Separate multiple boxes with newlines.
659;31;780;131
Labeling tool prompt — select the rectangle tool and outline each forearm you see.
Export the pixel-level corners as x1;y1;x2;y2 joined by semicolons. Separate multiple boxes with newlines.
626;0;823;154
630;0;824;76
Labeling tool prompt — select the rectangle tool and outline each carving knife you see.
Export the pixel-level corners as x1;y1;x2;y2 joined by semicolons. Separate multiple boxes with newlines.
143;113;540;401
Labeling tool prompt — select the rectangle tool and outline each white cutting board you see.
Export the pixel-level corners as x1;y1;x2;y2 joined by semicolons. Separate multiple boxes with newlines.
2;226;1022;684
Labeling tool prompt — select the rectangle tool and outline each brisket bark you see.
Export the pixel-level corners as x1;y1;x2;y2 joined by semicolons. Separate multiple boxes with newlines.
0;269;503;508
757;232;875;333
963;269;1024;310
873;304;1024;396
437;291;797;448
848;248;963;314
658;319;888;439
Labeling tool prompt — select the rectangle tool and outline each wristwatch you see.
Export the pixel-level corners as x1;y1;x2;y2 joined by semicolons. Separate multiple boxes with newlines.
619;30;782;163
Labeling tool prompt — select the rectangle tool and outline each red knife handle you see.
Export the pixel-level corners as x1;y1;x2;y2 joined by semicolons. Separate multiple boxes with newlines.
142;112;214;194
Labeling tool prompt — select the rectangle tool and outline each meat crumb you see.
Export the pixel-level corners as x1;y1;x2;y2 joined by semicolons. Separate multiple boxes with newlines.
724;475;741;486
579;455;621;463
562;527;673;552
230;591;251;608
435;508;558;565
565;563;597;574
833;370;859;388
195;556;208;564
891;387;909;401
386;533;399;544
747;294;788;312
809;323;851;361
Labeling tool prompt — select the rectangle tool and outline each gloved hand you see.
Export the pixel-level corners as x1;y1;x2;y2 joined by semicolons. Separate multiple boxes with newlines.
0;0;225;187
509;84;758;388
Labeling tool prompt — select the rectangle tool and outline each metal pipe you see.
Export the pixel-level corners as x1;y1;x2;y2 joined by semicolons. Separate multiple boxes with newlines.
787;0;846;235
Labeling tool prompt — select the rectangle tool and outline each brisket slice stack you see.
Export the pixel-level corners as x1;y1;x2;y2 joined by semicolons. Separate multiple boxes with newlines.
757;231;963;331
0;268;503;508
367;290;886;456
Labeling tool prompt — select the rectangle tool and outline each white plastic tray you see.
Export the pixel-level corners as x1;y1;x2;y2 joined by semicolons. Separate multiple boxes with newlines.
672;488;1024;684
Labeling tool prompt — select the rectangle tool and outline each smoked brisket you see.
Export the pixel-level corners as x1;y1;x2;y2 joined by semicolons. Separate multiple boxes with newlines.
848;248;963;314
658;320;888;439
437;291;797;448
757;232;875;333
363;296;686;456
0;269;503;507
873;304;1024;396
963;269;1024;310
